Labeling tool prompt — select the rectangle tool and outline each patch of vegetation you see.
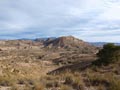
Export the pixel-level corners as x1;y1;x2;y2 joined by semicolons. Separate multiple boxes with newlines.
109;77;120;90
0;76;14;86
93;43;120;65
60;85;73;90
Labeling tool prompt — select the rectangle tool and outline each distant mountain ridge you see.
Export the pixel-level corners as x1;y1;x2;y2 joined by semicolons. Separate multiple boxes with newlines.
90;42;120;47
1;36;120;54
33;37;120;47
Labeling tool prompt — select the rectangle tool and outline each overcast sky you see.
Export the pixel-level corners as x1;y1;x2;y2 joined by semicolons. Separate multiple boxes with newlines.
0;0;120;42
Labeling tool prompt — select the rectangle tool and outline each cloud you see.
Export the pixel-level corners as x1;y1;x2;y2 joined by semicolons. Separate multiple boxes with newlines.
0;0;120;42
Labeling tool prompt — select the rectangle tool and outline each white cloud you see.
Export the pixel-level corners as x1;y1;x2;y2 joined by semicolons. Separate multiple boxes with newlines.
0;0;120;42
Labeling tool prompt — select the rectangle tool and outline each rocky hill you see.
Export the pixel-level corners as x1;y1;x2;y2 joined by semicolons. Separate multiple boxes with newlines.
0;36;98;53
44;36;98;53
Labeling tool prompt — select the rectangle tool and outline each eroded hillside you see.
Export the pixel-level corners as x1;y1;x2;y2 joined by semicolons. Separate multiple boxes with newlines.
0;36;119;90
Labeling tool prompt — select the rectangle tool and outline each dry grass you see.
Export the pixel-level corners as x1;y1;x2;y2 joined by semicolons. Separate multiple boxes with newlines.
60;85;73;90
0;42;119;90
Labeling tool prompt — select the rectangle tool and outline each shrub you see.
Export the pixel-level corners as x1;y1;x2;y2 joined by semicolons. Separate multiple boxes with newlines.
0;77;13;86
64;74;74;85
93;43;120;65
17;79;25;85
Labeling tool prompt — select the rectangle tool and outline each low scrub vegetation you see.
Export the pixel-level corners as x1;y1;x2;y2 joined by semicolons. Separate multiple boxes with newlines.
0;40;120;90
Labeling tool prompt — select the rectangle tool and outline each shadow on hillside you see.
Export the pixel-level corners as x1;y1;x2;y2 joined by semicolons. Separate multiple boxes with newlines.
47;60;95;75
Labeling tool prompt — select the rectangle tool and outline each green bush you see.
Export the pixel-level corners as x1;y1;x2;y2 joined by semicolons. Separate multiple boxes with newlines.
93;43;120;65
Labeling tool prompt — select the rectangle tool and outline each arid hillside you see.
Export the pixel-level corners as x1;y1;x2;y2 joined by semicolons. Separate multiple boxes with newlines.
44;36;97;53
0;36;119;90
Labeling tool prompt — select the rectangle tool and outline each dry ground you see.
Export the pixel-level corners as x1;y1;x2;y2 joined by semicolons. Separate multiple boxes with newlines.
0;45;119;90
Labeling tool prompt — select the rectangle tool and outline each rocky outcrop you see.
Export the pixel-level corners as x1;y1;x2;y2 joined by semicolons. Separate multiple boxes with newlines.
44;36;98;53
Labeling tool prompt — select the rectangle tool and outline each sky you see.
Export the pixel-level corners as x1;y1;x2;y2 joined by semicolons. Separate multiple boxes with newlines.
0;0;120;42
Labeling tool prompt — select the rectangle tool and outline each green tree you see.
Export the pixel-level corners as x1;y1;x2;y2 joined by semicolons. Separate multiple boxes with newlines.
93;43;120;65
